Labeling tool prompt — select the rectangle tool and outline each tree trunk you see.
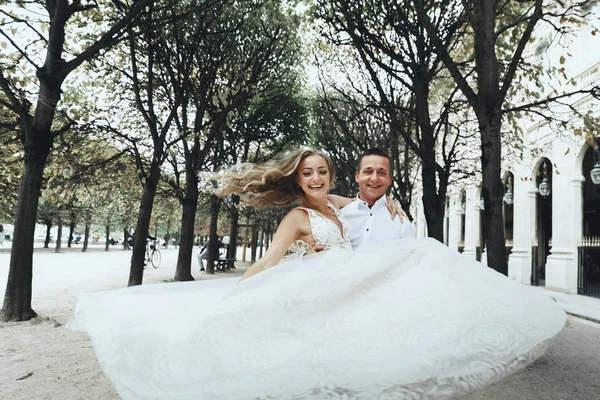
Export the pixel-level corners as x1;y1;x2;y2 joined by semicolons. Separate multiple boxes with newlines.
242;219;249;262
1;2;69;319
251;223;258;263
67;221;75;247
128;162;161;286
44;221;52;249
123;227;129;250
164;219;170;249
472;0;508;275
83;221;90;252
259;228;265;258
1;152;48;321
480;120;508;275
413;80;444;242
174;183;198;281
105;223;110;252
226;195;240;269
55;218;63;253
265;230;271;251
205;195;221;275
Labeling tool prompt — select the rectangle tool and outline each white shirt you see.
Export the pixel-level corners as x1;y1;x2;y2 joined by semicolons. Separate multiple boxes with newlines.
340;195;416;249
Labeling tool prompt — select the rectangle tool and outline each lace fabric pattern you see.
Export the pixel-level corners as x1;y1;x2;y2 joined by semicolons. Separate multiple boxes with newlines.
292;201;353;254
68;218;566;400
287;240;312;258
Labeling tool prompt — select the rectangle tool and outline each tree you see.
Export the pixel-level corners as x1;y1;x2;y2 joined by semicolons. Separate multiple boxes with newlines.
159;0;243;280
0;0;157;320
413;0;600;274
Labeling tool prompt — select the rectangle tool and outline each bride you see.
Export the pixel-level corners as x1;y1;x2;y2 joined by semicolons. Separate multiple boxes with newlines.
69;148;565;400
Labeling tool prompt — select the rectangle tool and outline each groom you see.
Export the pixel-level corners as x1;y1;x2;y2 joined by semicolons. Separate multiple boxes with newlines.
341;148;416;249
306;147;416;255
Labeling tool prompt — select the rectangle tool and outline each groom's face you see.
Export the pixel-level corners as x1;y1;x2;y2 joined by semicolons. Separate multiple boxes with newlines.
355;155;392;206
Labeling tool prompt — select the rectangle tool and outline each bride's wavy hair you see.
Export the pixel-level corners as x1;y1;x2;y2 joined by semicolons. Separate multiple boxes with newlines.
215;148;336;209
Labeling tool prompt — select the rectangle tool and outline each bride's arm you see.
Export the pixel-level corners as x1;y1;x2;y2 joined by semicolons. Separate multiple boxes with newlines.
327;194;354;209
240;210;304;281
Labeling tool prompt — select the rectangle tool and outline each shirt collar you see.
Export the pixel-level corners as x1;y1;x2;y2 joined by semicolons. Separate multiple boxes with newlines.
356;194;387;210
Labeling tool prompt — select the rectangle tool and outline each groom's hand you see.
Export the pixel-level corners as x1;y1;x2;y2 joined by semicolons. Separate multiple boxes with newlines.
395;208;408;222
386;196;407;221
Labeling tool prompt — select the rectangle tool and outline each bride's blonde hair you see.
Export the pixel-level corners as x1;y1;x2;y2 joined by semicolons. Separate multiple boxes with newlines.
216;148;336;208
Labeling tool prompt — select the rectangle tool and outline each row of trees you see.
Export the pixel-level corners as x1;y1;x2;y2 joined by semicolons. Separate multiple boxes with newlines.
0;0;309;321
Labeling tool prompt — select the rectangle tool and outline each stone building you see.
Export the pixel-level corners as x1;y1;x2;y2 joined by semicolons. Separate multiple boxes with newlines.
414;12;600;298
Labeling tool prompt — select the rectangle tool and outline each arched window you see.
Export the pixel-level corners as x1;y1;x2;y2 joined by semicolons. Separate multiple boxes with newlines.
503;172;514;260
579;143;600;297
532;158;552;287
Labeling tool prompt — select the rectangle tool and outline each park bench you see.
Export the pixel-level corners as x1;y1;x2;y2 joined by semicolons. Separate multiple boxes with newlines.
198;255;235;271
215;257;236;271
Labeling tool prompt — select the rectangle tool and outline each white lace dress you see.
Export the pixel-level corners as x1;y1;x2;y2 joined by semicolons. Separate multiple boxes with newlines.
69;205;565;400
287;202;353;256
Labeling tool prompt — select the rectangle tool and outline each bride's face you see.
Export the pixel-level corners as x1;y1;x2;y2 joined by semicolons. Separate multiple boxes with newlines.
297;155;330;201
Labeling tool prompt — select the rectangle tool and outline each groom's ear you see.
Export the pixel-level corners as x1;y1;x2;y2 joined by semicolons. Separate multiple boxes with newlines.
354;171;359;183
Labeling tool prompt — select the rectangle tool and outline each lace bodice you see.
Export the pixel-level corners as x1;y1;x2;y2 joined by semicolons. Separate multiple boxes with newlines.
288;201;353;255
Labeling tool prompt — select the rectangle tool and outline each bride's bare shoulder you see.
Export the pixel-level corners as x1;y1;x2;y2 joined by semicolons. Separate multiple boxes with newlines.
276;208;311;235
275;208;309;224
287;207;311;220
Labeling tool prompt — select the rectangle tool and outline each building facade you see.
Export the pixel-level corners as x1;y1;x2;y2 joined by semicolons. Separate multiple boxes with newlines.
414;13;600;298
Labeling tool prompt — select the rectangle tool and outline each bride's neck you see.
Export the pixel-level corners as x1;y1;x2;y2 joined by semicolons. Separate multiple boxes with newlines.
300;197;329;213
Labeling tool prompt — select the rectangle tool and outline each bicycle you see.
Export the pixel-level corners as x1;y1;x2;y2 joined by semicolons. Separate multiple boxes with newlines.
145;239;161;268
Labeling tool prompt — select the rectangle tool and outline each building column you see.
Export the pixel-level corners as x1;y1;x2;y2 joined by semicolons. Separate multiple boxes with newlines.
508;182;536;285
448;201;461;251
545;175;583;293
571;175;585;247
416;204;428;238
462;190;479;260
443;209;449;245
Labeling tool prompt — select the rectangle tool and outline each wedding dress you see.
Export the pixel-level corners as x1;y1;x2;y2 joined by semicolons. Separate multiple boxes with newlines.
69;204;565;400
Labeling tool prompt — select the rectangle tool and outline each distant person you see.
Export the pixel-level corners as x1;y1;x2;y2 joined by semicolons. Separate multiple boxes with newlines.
197;238;223;271
128;231;156;247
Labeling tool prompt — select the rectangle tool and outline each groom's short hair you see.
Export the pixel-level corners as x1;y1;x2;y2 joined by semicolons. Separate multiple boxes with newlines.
357;148;393;172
